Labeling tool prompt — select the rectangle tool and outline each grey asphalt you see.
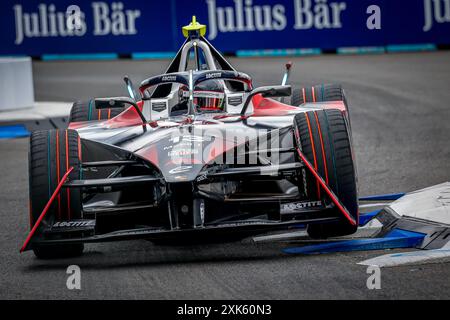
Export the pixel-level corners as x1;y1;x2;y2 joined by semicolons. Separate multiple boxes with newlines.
1;52;449;299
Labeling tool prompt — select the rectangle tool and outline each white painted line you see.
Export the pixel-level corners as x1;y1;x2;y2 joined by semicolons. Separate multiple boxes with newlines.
252;219;384;243
390;182;450;225
345;218;383;238
359;203;390;209
0;101;72;122
357;241;450;268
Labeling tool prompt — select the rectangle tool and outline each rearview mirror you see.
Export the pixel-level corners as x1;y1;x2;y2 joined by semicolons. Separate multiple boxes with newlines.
124;76;139;102
257;85;292;98
94;97;146;124
241;85;291;115
94;97;134;109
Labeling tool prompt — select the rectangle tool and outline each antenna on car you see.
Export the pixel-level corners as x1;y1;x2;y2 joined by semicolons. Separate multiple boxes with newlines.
280;62;292;103
281;61;292;86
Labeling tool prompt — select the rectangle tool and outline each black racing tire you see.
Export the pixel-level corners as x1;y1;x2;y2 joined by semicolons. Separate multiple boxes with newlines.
293;109;358;238
69;99;124;122
291;84;345;106
28;129;84;258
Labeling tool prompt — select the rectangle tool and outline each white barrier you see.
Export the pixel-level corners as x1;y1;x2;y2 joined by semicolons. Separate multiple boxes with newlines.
0;57;34;111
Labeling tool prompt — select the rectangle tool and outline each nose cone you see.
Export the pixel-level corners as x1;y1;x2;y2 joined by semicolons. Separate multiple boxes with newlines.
135;125;235;183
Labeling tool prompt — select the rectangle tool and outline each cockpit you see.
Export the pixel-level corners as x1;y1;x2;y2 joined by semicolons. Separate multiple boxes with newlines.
138;17;252;120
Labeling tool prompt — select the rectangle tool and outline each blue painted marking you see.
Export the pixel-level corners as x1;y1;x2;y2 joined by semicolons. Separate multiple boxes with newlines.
283;228;425;255
386;44;436;53
0;124;30;139
236;48;321;57
132;52;176;59
337;47;385;54
42;53;118;61
359;193;405;201
359;210;381;226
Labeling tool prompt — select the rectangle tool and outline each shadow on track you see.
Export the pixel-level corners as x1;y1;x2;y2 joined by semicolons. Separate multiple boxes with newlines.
21;239;304;272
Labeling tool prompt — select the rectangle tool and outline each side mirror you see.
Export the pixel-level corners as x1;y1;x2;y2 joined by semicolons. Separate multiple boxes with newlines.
124;76;139;102
241;85;292;115
94;97;134;109
94;97;146;124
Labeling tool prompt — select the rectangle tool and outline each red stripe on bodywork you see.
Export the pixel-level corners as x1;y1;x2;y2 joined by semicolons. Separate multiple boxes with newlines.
77;136;82;161
296;148;356;226
304;113;321;198
313;111;329;184
55;131;61;219
65;130;71;220
20;167;74;253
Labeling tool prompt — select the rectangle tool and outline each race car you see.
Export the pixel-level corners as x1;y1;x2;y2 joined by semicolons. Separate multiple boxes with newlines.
22;17;358;258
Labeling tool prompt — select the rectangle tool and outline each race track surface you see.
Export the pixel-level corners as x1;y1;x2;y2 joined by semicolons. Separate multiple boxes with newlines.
1;52;449;299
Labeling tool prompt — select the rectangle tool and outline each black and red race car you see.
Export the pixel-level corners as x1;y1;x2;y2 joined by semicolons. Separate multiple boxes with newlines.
22;18;358;258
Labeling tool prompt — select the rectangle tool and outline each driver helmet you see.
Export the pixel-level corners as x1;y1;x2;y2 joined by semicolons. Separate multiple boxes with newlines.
179;80;226;112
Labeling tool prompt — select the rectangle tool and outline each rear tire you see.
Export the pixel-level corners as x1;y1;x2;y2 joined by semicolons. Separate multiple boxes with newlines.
29;129;84;258
291;84;345;106
69;99;124;122
294;109;358;238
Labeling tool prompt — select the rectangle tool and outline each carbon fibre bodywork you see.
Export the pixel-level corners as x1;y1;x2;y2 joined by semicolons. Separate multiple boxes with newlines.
22;29;356;252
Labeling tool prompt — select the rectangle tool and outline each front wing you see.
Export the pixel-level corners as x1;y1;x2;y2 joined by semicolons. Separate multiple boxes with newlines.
20;145;353;251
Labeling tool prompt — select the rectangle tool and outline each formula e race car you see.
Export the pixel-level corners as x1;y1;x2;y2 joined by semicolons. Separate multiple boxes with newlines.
22;17;358;258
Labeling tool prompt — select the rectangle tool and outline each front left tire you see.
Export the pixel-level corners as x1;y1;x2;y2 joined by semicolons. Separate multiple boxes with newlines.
290;84;345;107
29;129;84;258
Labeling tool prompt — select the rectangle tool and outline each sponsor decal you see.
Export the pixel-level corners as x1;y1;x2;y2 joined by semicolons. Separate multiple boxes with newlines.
181;91;224;98
423;0;450;32
152;101;167;112
52;220;95;228
13;2;141;45
228;95;243;106
196;173;208;182
169;135;212;143
280;200;323;214
168;148;199;157
206;0;346;40
169;165;193;174
161;75;177;82
205;72;222;79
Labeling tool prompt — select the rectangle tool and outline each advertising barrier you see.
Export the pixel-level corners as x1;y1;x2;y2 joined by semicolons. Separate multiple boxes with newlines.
0;0;449;56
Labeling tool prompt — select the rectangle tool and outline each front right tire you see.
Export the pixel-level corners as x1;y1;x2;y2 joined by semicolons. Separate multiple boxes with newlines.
294;109;358;238
69;99;124;122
